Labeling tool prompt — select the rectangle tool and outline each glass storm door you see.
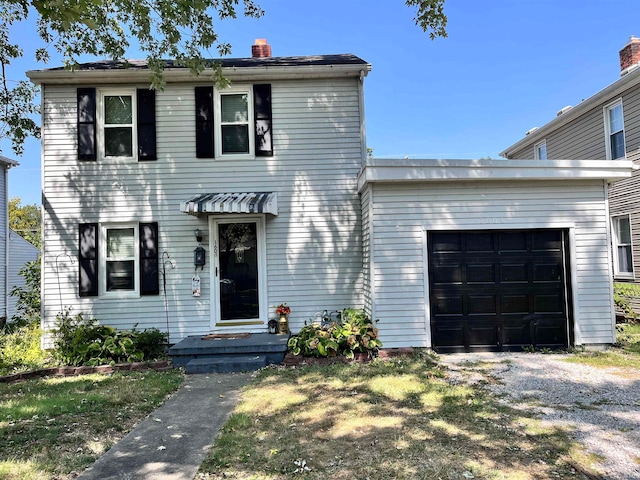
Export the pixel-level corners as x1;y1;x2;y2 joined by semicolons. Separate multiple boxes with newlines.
212;217;264;325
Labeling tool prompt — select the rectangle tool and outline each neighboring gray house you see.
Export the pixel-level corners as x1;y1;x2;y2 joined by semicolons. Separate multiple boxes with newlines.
8;230;40;319
0;155;20;324
28;40;631;352
501;36;640;297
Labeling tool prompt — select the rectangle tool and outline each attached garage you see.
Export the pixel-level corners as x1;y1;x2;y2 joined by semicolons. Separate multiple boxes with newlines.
358;158;632;350
428;229;572;352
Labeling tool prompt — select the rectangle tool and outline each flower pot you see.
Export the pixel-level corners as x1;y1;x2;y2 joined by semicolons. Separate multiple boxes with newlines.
278;314;289;334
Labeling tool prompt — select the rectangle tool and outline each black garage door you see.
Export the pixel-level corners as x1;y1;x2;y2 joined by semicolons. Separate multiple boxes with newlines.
428;229;573;352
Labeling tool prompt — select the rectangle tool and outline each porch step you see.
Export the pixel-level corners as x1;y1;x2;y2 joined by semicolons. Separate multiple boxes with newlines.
185;355;268;374
169;333;289;373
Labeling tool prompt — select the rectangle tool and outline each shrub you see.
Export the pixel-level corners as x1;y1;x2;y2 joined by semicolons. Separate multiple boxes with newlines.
9;258;41;326
0;322;48;373
287;308;381;359
614;282;640;321
52;309;168;366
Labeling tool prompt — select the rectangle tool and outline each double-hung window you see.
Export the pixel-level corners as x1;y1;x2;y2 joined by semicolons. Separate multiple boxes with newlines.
79;222;159;297
534;140;547;160
218;89;252;155
605;100;626;160
104;224;138;293
102;91;136;159
612;215;634;278
195;84;272;159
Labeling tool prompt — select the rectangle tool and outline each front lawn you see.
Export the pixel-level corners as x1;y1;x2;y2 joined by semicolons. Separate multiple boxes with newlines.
566;323;640;370
0;370;183;479
198;353;595;479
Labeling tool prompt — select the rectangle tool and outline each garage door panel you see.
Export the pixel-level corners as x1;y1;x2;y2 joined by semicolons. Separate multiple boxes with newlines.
429;229;571;352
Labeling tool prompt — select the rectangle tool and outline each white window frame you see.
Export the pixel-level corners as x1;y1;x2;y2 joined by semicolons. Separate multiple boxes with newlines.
97;88;138;161
604;99;626;160
534;140;547;160
612;214;634;279
214;86;255;159
100;223;140;297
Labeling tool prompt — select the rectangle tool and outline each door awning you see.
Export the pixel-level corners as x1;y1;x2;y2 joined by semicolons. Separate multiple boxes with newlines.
181;192;278;216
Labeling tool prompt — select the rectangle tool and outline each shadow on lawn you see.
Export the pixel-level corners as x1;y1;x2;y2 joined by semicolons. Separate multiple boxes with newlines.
201;356;600;480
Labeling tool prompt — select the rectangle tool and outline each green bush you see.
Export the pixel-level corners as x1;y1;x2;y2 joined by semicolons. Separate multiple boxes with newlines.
52;309;168;366
9;258;41;325
614;282;640;321
287;308;382;359
0;322;48;373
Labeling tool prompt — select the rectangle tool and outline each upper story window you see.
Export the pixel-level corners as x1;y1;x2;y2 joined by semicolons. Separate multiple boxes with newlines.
612;214;633;278
534;140;547;160
77;88;156;162
101;91;136;159
605;100;626;160
218;89;253;156
195;84;273;159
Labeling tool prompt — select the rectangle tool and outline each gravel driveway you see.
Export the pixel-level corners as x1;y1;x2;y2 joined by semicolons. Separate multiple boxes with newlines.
440;352;640;480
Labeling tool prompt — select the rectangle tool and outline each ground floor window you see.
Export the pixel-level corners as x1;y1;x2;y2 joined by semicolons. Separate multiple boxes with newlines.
612;215;633;277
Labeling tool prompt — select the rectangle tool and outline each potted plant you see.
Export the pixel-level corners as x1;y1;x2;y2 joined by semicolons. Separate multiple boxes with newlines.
275;303;290;334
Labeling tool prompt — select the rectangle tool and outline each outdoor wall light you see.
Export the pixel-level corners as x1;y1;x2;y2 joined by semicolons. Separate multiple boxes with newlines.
194;228;203;243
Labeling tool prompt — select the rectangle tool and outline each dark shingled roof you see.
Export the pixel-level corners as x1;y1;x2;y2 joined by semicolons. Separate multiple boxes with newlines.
42;54;368;72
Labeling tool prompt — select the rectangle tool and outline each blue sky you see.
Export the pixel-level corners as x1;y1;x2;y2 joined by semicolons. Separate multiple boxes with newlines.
3;0;640;205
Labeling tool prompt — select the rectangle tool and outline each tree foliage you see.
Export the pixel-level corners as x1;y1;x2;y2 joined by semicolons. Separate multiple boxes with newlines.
9;196;41;248
1;0;448;155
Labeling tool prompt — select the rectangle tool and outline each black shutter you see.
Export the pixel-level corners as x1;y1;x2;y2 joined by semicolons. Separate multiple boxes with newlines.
137;89;157;161
77;88;97;161
79;223;98;296
139;222;159;295
195;86;214;158
253;84;273;157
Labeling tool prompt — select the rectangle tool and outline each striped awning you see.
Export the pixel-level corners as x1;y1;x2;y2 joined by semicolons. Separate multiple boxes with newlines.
181;192;278;216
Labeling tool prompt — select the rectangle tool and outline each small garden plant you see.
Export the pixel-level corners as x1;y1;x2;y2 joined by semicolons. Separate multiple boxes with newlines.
287;308;381;358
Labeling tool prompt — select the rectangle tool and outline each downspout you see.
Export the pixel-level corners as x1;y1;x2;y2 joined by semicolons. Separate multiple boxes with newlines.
358;70;367;167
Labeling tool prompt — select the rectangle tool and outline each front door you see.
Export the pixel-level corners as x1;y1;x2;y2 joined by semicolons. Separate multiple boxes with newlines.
211;216;266;327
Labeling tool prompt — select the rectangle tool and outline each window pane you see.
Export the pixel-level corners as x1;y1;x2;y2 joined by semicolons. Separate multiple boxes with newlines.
221;94;248;123
536;143;547;160
618;245;633;273
106;260;135;290
105;127;133;157
617;217;631;243
222;125;249;153
105;95;133;124
609;104;623;133
611;131;625;159
107;228;135;258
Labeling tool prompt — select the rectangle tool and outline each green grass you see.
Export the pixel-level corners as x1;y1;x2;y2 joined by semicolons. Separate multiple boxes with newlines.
566;323;640;370
197;353;595;480
0;370;183;479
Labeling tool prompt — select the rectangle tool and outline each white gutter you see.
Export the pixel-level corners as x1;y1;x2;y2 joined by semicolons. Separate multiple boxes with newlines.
27;63;371;85
357;158;634;193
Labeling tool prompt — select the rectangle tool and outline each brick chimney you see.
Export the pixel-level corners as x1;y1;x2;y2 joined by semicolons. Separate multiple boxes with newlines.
251;39;272;58
620;36;640;75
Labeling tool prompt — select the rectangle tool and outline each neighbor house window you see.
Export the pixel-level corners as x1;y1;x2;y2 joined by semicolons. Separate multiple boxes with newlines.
217;88;253;156
534;140;547;160
100;90;136;159
103;224;138;294
605;100;626;160
612;215;633;277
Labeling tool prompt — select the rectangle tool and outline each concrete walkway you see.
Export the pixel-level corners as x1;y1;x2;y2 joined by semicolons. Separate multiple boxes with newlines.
77;372;251;480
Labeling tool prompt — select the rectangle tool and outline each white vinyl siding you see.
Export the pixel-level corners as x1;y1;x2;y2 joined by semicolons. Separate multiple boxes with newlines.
368;180;614;348
40;78;364;343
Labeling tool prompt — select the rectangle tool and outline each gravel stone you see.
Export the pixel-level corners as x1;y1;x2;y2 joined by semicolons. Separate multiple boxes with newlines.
440;352;640;480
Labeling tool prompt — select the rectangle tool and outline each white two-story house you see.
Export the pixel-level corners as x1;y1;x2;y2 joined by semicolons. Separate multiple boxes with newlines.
29;40;632;352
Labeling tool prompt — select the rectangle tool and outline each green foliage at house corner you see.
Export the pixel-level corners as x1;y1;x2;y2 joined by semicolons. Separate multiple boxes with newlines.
287;308;382;358
613;282;640;321
9;197;41;248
